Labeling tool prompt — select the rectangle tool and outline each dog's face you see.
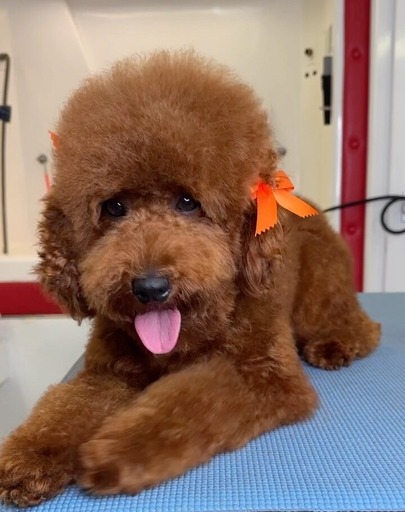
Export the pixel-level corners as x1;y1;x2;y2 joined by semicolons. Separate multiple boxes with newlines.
37;52;280;354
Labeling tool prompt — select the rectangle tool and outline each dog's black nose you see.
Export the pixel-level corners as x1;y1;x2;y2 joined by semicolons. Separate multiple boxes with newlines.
131;276;171;304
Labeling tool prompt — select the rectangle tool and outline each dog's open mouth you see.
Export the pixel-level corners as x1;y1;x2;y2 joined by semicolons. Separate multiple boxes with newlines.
134;309;181;355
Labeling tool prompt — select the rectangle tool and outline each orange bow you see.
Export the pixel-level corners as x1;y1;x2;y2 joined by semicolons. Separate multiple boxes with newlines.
251;170;318;235
48;130;60;149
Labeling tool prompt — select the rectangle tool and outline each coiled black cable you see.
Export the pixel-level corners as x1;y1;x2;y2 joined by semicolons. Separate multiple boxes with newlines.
324;195;405;235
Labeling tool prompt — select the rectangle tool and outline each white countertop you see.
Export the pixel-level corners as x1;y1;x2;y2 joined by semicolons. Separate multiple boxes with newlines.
0;255;37;282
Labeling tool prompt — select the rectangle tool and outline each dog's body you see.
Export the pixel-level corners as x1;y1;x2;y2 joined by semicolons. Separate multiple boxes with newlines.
0;52;380;507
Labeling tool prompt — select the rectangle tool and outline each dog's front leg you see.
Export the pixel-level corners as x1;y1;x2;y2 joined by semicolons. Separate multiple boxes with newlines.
79;345;317;495
0;373;136;507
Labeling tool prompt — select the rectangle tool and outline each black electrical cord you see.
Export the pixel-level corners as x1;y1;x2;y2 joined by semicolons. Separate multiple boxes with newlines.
324;195;405;235
0;53;10;254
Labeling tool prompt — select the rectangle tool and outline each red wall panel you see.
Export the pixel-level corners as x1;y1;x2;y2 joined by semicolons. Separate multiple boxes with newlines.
341;0;371;291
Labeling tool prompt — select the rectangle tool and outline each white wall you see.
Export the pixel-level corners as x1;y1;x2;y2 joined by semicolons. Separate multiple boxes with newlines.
299;0;336;209
365;0;405;291
2;0;90;254
0;0;340;257
0;6;30;254
67;0;303;176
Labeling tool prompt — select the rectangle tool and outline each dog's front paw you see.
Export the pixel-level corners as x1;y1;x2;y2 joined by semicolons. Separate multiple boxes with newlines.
0;440;72;507
79;419;191;495
302;339;357;370
79;438;145;495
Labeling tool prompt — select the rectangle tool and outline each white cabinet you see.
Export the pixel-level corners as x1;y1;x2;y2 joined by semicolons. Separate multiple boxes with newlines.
365;0;405;291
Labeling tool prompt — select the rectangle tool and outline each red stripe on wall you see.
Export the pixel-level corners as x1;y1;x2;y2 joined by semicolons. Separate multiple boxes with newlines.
342;0;371;291
0;282;63;316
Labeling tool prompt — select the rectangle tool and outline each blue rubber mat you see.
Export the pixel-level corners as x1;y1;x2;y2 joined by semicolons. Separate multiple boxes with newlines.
2;293;404;511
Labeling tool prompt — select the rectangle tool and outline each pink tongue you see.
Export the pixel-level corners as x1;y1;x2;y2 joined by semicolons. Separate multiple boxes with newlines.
134;309;181;354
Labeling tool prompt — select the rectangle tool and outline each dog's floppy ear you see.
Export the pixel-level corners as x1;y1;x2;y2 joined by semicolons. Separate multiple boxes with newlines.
35;194;91;321
239;206;284;297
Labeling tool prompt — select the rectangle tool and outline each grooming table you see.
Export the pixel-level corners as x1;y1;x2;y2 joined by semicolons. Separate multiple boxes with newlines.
2;293;404;512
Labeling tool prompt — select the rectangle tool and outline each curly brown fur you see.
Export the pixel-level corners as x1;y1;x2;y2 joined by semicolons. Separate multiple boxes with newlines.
0;51;380;507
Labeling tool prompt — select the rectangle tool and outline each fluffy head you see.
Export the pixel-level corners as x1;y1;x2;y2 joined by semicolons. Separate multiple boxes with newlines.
36;51;281;351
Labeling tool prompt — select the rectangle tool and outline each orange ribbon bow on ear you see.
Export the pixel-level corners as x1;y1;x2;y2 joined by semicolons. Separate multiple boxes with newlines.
48;130;60;149
251;170;318;235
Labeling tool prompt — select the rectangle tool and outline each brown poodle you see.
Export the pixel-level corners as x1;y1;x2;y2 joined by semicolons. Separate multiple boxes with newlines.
0;51;380;507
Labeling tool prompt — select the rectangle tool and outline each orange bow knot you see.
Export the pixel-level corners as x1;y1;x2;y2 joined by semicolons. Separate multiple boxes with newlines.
48;130;60;149
251;170;318;236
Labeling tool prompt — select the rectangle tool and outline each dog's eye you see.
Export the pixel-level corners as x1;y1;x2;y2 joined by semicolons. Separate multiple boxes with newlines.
101;199;126;218
175;195;200;214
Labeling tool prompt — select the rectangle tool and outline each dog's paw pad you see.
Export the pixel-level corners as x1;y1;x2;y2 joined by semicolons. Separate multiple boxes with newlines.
302;339;357;370
79;439;125;494
0;467;69;507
